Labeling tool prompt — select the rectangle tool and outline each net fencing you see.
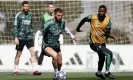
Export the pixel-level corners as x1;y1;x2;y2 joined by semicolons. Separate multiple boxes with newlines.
0;0;133;44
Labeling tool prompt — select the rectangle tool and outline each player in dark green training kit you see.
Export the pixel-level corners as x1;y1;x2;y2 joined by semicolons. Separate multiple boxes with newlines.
38;8;75;79
76;5;116;79
13;1;41;75
36;2;55;65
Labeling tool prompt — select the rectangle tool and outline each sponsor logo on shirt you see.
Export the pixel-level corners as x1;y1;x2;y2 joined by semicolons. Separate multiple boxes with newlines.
23;20;31;25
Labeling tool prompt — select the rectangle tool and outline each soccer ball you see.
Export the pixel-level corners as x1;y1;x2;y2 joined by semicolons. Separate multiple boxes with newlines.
57;71;67;80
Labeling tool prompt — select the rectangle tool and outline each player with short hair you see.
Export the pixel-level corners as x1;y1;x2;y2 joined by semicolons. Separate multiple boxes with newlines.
76;5;116;79
35;2;55;65
35;3;71;65
42;2;55;24
35;8;75;79
13;1;41;75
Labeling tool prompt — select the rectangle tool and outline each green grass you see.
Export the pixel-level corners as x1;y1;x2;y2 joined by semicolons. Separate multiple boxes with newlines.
0;72;133;80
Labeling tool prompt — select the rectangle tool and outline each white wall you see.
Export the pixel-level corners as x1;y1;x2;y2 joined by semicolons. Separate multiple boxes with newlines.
0;45;133;72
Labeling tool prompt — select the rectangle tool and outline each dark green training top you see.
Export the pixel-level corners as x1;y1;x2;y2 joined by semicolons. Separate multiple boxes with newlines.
14;11;34;40
41;18;65;48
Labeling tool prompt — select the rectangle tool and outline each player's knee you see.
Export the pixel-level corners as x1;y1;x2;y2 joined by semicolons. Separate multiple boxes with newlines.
106;53;113;60
52;53;58;60
109;51;113;58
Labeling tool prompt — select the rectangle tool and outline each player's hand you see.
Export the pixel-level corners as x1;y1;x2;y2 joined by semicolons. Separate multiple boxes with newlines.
76;28;83;32
14;38;19;45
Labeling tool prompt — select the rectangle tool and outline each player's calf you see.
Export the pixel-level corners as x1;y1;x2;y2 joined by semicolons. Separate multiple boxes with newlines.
57;52;62;71
38;50;44;65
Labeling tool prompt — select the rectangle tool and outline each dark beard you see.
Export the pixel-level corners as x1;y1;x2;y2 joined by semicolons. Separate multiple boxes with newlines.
98;14;106;22
55;17;61;23
23;10;28;15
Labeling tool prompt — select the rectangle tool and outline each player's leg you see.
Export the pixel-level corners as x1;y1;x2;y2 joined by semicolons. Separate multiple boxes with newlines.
36;35;44;65
35;51;39;60
90;43;105;79
14;40;24;75
97;53;105;73
44;47;58;79
27;40;41;75
90;43;105;71
44;47;58;70
53;47;62;71
14;50;22;75
57;52;62;71
38;49;45;65
98;45;116;79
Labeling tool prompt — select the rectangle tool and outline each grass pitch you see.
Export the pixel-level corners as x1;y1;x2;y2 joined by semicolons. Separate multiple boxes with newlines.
0;72;132;80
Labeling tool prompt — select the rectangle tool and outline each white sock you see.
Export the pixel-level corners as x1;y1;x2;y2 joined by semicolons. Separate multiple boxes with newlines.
32;63;38;71
54;69;58;74
97;70;102;75
105;70;109;74
14;65;18;72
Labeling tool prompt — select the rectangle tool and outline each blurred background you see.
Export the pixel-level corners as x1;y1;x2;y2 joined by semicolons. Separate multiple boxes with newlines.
0;0;133;80
0;0;133;45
